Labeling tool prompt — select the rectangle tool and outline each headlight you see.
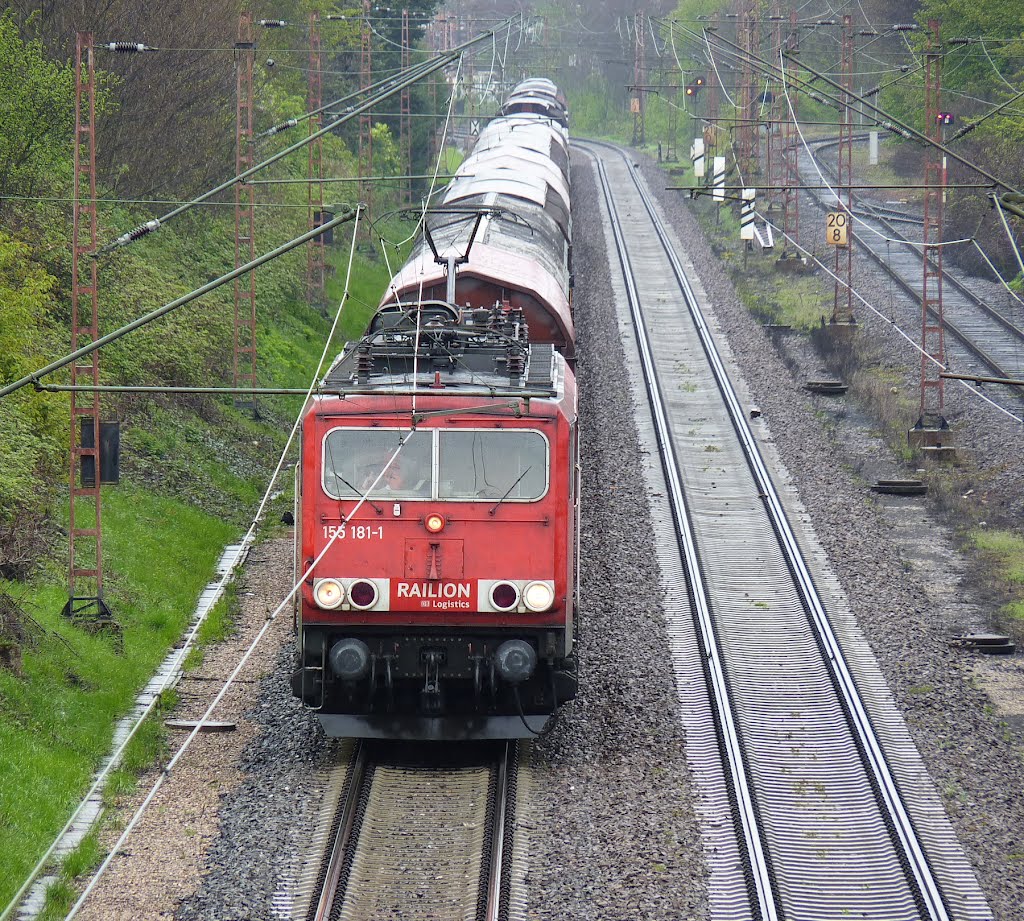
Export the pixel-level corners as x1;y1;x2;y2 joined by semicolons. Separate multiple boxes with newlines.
348;579;379;610
313;578;344;609
424;512;445;534
523;581;555;612
490;581;520;612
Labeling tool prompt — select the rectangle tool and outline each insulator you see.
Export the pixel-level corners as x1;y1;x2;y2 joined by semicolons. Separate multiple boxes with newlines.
817;19;835;26
865;85;881;98
260;118;298;137
506;346;526;379
326;14;349;20
948;37;972;46
858;30;879;36
102;42;156;53
111;219;161;249
259;19;288;28
892;23;918;31
355;345;373;381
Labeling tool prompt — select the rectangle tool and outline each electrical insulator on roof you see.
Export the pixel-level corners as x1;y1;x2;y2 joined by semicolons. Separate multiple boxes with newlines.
102;42;157;53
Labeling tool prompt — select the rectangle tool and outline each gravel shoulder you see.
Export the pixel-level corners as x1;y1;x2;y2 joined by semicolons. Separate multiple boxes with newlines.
66;141;1024;921
636;150;1024;920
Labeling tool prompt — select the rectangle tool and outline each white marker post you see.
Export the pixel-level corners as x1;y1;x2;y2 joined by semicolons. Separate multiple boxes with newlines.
692;137;705;178
740;188;756;240
712;156;725;202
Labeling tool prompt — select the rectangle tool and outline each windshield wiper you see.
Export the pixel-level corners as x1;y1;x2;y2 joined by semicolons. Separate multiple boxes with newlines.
488;466;532;516
331;469;382;515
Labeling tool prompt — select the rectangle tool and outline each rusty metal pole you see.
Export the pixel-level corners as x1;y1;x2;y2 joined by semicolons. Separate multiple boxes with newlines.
359;0;373;228
233;13;257;404
781;9;801;248
766;8;784;225
832;14;855;324
705;15;720;187
632;12;646;147
65;31;111;622
737;6;753;181
307;11;326;307
401;9;412;206
917;18;949;436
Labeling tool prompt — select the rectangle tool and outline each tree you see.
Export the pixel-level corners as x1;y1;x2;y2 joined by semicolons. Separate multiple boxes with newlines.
0;13;75;208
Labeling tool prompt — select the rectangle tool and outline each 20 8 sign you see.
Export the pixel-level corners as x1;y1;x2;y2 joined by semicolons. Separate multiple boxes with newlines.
826;211;849;246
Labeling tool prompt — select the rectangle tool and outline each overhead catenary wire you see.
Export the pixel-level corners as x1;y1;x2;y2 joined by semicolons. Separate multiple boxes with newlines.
684;18;1024;199
0;211;356;400
100;21;514;254
759;212;1024;426
61;208;373;921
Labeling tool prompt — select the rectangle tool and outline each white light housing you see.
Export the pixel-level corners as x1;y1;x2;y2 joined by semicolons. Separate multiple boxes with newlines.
489;581;520;612
523;581;555;612
314;578;345;609
348;579;379;610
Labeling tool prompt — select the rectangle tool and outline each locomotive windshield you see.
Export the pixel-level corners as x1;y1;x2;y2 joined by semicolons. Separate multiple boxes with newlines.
439;431;547;500
321;427;548;501
322;429;432;499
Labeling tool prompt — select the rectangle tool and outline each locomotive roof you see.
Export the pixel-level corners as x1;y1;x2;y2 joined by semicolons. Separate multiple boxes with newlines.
321;304;563;398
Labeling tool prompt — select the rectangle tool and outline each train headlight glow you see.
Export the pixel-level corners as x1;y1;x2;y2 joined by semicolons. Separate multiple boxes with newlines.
424;513;445;534
313;578;344;609
490;582;520;612
348;579;379;610
523;581;555;612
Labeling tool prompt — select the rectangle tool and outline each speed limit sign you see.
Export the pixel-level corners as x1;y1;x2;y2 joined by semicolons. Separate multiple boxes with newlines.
826;212;848;246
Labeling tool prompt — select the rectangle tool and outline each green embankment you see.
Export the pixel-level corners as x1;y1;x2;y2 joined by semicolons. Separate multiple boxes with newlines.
0;223;405;909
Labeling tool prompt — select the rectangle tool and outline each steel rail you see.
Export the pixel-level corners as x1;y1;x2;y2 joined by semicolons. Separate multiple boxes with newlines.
582;142;780;921
590;138;951;921
483;741;514;921
311;742;368;921
805;135;1024;386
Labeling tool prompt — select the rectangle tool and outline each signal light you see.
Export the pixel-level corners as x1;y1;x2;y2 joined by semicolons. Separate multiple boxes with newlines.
685;75;706;97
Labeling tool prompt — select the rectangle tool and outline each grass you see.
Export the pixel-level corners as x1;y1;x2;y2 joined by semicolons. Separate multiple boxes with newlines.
0;487;236;909
969;528;1024;621
0;198;406;916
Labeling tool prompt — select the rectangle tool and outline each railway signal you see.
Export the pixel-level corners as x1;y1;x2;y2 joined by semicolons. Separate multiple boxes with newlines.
685;74;705;96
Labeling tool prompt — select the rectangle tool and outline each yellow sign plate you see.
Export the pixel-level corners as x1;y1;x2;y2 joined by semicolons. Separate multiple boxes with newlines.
826;212;849;246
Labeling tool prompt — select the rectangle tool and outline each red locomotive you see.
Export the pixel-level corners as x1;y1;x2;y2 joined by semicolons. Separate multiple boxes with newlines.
290;81;577;739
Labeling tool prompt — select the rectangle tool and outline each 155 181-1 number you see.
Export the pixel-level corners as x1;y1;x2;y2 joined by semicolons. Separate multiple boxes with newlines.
323;524;384;541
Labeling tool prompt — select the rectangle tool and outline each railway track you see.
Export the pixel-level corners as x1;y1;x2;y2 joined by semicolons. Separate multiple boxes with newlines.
579;139;992;921
294;741;519;921
802;136;1024;391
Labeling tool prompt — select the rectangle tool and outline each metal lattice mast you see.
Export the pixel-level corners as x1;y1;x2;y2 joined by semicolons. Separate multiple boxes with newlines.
920;18;947;426
233;13;257;399
781;9;801;247
705;15;720;183
307;11;325;307
737;6;754;180
401;9;412;206
632;12;646;147
66;31;110;621
359;0;373;222
667;63;679;161
832;14;855;323
747;5;761;177
766;8;785;224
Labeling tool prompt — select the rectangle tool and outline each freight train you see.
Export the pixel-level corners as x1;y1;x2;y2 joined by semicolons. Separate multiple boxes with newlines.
290;79;576;739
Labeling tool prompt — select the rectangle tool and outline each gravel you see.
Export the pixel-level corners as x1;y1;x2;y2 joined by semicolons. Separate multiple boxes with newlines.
69;137;1024;921
636;150;1024;920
